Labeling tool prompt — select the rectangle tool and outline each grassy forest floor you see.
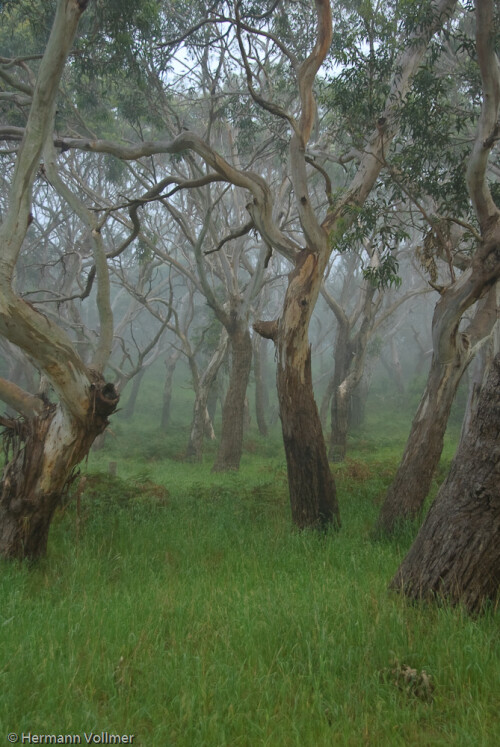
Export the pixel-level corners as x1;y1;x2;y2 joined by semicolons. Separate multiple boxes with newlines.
0;373;498;746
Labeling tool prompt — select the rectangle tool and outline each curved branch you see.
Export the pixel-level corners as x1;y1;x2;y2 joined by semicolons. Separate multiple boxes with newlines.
0;0;92;422
49;130;301;261
233;4;299;134
466;0;500;230
0;378;44;418
323;0;458;235
289;0;333;253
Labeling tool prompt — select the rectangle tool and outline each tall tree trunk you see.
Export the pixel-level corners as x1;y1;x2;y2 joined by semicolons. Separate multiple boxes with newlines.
319;373;335;428
186;329;227;461
350;376;370;429
257;250;341;529
389;352;500;612
328;324;354;462
212;323;252;472
380;338;405;394
254;335;269;436
161;350;180;431
122;367;145;419
278;347;340;528
376;285;498;535
0;380;118;559
376;349;469;534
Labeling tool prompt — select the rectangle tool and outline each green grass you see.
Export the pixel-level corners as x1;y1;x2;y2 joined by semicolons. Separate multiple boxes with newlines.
0;385;498;746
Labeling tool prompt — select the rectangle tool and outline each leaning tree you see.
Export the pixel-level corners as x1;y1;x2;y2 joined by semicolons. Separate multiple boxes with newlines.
0;0;119;560
376;0;500;534
390;350;500;612
389;0;500;611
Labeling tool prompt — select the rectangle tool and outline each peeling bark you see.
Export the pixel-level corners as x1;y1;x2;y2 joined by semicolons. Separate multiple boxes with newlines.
0;378;118;559
0;0;119;560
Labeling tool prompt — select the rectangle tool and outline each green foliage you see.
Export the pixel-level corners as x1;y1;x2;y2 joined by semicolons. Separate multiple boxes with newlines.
363;251;402;289
329;196;407;289
323;0;401;140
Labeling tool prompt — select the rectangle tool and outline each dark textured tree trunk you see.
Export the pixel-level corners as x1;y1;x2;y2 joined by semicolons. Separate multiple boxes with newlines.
0;381;118;560
389;353;500;612
376;349;469;534
254;336;269;436
212;323;252;472
376;284;497;536
256;250;341;529
278;347;340;528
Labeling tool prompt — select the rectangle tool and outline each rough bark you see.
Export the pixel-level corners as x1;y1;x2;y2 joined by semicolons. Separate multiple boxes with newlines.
389;353;500;612
212;322;252;472
274;250;341;529
376;286;497;534
377;0;500;535
0;378;118;560
0;1;119;560
376;347;470;533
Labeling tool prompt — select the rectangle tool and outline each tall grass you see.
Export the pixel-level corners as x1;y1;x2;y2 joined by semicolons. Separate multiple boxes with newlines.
0;382;498;746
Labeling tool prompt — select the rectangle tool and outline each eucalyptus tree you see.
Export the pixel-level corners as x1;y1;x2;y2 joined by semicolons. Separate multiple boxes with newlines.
319;225;430;462
1;0;460;535
0;0;120;560
387;0;500;610
374;0;500;534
